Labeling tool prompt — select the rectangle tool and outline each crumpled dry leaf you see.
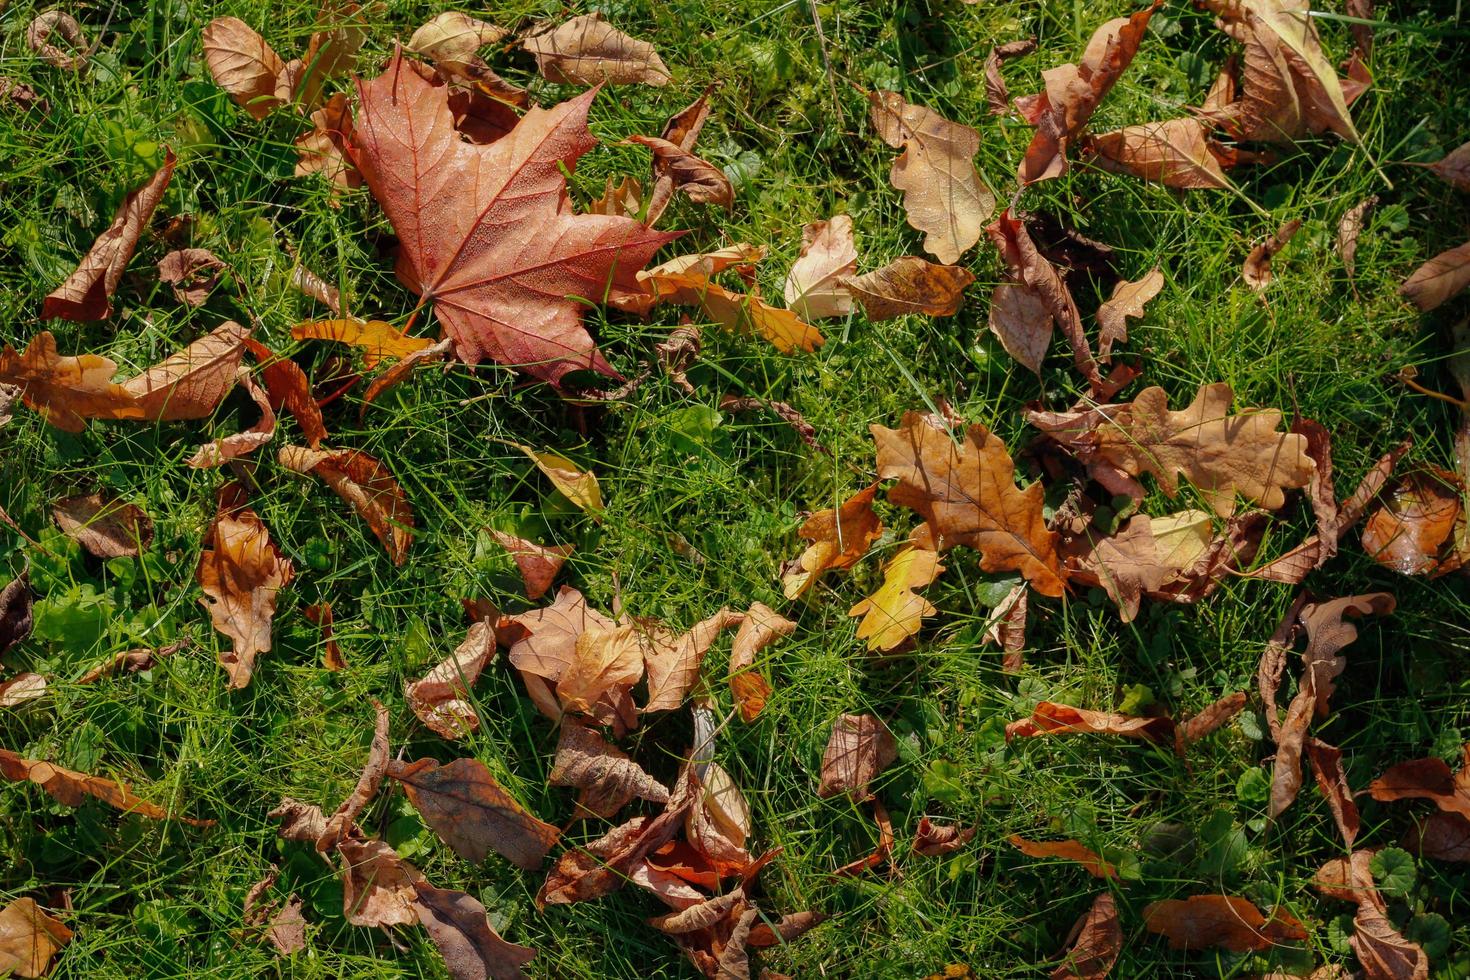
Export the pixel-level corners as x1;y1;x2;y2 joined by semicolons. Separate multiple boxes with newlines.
1352;902;1430;979
1400;239;1470;312
727;602;795;722
868;90;994;265
42;149;176;321
0;747;211;824
0;672;46;708
748;910;828;948
1006;701;1173;742
318;701;390;852
1143;895;1307;952
1175;691;1248;755
1361;470;1466;577
784;215;857;320
782;482;883;599
294;93;361;194
0;333;144;432
489;530;572;601
521;12;671;87
279;445;414;566
203;17;285;119
406;621;495;739
196;487;294;690
1368;743;1470;821
558;624;646;715
1086;118;1232;190
1096;267;1164;358
242;338;327;449
844;257;974;321
912;817;975;857
413;881;535;980
1009;836;1118;878
52;493;153;558
389;757;560;870
985;38;1037;116
122;320;251;422
816;713;897;802
26;10;90;70
847;545;944;652
76;638;187;684
642;86;714;227
187;370;275;468
872;410;1064;594
0;897;72;978
1312;848;1378;905
686;762;753;873
1016;3;1161;184
1052;892;1121;980
626;135;732;212
1063;509;1216;622
338;837;424;927
649;887;745;936
832;797;895;878
587;175;643;218
987;209;1099;385
549;719;669;820
642;608;743;714
157;248;227;307
1243;218;1303;290
0;574;31;657
505;587;616;723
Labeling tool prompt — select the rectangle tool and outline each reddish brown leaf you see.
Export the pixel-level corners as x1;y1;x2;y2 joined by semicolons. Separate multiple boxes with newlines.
196;491;294;690
1244;219;1303;290
1175;690;1247;754
76;638;188;684
1064;509;1219;622
294;93;361;194
1095;267;1164;358
505;587;616;722
1005;701;1173;742
686;762;754;874
405;621;496;738
122;320;251;422
549;719;669;820
0;333;145;432
489;530;572;601
727;602;794;722
1426;140;1470;191
389;757;560;870
202;17;285;119
1338;196;1378;281
648;887;745;936
318;701;390;852
1306;738;1360;849
1405;812;1470;863
642;86;714;227
816;713;897;801
782;483;883;599
747;911;828;949
52;493;153;558
831;797;895;877
1087;118;1232;190
412;881;535;980
642;608;744;714
1352;901;1430;979
1313;848;1379;905
985;38;1037;116
26;10;89;70
986;210;1098;386
912;817;975;857
243;338;328;449
1;573;33;657
844;257;974;321
303;602;347;671
1142;895;1308;952
1368;743;1470;822
350;51;674;387
338;838;424;927
520;12;670;87
157;248;227;307
0;748;211;825
1009;836;1117;879
187;370;275;468
278;445;414;565
0;898;72;978
1052;892;1121;980
43;149;176;321
627;135;732;212
1361;471;1465;576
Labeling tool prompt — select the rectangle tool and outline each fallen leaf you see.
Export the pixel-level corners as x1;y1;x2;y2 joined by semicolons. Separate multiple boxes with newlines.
1306;739;1360;848
557;623;645;715
986;582;1029;672
642;86;715;226
1426;140;1470;192
871;411;1064;595
1142;894;1308;952
0;77;47;113
867;90;994;264
587;175;643;218
338;837;424;927
1096;267;1164;358
289;263;343;314
1368;743;1470;822
187;370;275;468
294;93;361;194
502;442;604;517
0;333;144;432
293;318;435;371
26;10;90;70
1006;701;1173;742
196;488;294;690
303;602;346;671
318;701;390;852
157;248;227;307
350;54;674;386
1361;471;1465;576
847;545;945;652
1400;239;1470;312
1351;901;1430;979
406;622;495;738
1312;849;1379;905
1405;812;1470;863
279;445;414;565
264;896;306;956
288;11;366;111
0;898;72;978
505;588;616;723
43;149;175;321
389;757;560;870
413;881;535;980
844;257;974;320
816;713;897;801
489;530;572;601
408;12;509;64
748;910;828;948
52;493;152;558
642;608;744;713
782;483;883;599
1017;3;1161;184
0;672;46;708
1052;892;1121;980
784;215;857;320
913;817;975;856
520;12;671;87
1087;118;1232;190
242;338;327;449
76;638;187;684
1064;509;1217;622
549;720;669;820
1243;218;1303;290
626;135;732;212
728;602;795;722
985;38;1037;116
832;797;895;877
686;762;754;873
1338;196;1377;281
122;320;251;422
360;337;452;409
0;748;211;824
1176;691;1248;754
988;283;1052;375
649;888;745;935
1009;836;1117;878
986;209;1098;386
202;17;285;119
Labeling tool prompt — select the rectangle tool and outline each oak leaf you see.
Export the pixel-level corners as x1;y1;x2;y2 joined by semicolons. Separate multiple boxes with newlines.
1143;895;1307;952
489;530;572;600
1009;836;1118;879
847;545;944;652
1006;701;1173;742
871;411;1064;595
196;489;293;689
1052;893;1120;980
388;757;560;870
1064;509;1216;622
1096;266;1164;358
984;38;1037;116
844;257;974;321
0;333;144;432
350;52;675;386
782;482;883;599
202;17;285;119
52;493;153;558
405;622;496;738
727;602;795;722
157;248;227;307
1243;218;1303;290
43;149;175;321
816;713;896;802
520;13;670;87
0;898;72;979
1400;240;1470;312
986;209;1098;386
549;720;669;820
784;215;857;320
1086;118;1232;190
278;445;414;566
1175;691;1248;755
0;748;211;824
867;90;994;264
413;881;535;980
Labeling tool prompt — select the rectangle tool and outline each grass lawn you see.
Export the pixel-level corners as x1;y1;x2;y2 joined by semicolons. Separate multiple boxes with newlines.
3;0;1470;976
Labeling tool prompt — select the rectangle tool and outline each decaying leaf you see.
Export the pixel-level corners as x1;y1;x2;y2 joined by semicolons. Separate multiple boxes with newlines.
1063;509;1217;622
0;581;25;659
52;493;153;558
784;215;857;320
122;320;251;422
1361;469;1466;577
626;135;732;213
317;701;390;852
831;798;895;878
844;257;974;321
549;720;669;820
868;90;994;264
0;748;211;825
405;621;495;738
1338;196;1377;281
76;638;188;684
1243;218;1303;290
389;757;560;870
157;248;227;307
203;17;286;119
279;445;414;566
350;54;674;387
338;837;424;927
242;338;328;449
187;370;275;468
1368;743;1470;821
43;149;176;321
642;85;714;227
303;602;347;671
984;38;1037;116
587;175;643;218
489;530;572;601
1406;812;1470;863
294;93;361;194
1400;239;1470;312
816;713;897;802
1175;691;1247;755
197;488;293;690
1087;118;1232;190
727;602;795;722
748;910;828;948
1051;892;1121;980
1095;266;1164;358
686;762;753;874
0;898;72;979
986;210;1098;385
1006;701;1173;742
520;12;671;87
1352;902;1430;979
1143;895;1307;952
0;672;46;708
413;881;536;980
1009;836;1118;879
912;817;975;857
26;10;90;70
871;411;1065;595
1016;3;1161;184
558;623;646;715
847;545;944;652
783;483;883;600
408;12;509;65
642;608;743;714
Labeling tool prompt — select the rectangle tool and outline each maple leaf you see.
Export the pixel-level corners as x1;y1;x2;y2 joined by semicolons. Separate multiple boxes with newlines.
867;90;994;264
0;898;72;978
1143;895;1307;952
1052;893;1121;980
784;215;857;320
279;445;414;566
350;51;676;387
520;12;671;87
782;482;883;599
51;493;153;558
871;411;1064;595
847;545;945;652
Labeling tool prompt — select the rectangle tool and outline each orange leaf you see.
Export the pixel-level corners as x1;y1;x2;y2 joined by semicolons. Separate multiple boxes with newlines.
1369;743;1470;822
727;602;794;722
913;817;975;857
278;445;414;565
1052;893;1121;980
782;482;883;599
488;530;572;600
292;318;432;369
196;490;294;690
1143;894;1307;952
0;748;212;825
0;898;73;978
844;256;974;321
1006;701;1173;742
303;602;347;671
1009;836;1117;879
0;332;145;432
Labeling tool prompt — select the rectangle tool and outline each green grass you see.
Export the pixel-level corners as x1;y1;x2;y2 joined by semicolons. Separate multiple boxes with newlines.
4;0;1470;977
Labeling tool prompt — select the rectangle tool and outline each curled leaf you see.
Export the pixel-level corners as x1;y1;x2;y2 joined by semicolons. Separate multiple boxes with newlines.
26;12;89;70
784;215;857;320
202;17;285;119
196;489;293;690
0;747;211;825
0;898;72;978
1096;267;1164;358
408;12;509;64
626;135;732;212
389;757;560;870
52;493;153;558
986;209;1098;386
1243;218;1303;290
157;248;227;307
1052;892;1121;980
1142;894;1307;952
303;602;346;671
913;817;976;857
1009;836;1117;879
187;370;275;468
1086;118;1232;190
727;602;795;722
122;320;251;422
549;720;669;820
782;483;883;600
405;622;495;739
1006;701;1173;742
76;638;187;684
279;445;414;565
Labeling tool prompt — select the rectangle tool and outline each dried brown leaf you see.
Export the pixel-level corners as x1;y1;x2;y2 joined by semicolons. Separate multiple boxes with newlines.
294;93;361;194
303;602;346;671
1052;892;1121;980
338;838;423;927
489;530;572;601
1244;218;1303;290
642;608;743;713
816;713;897;801
202;17;285;119
1405;812;1470;863
1009;836;1117;878
985;38;1037;116
1006;701;1173;742
1096;267;1164;358
196;492;293;690
26;11;90;70
1087;118;1232;190
727;602;794;722
0;898;72;979
521;12;670;87
122;320;251;422
627;135;732;211
318;701;390;852
1338;195;1377;280
845;257;974;321
0;335;138;432
1144;895;1307;952
406;622;496;739
1369;744;1470;822
389;757;560;870
279;445;414;565
187;370;275;468
784;215;857;320
157;248;227;307
912;817;976;857
413;881;535;980
1361;470;1465;576
408;12;509;64
1351;901;1430;979
76;638;188;684
549;719;669;820
0;748;211;825
1401;239;1470;312
747;910;828;949
52;493;153;558
1176;691;1248;754
241;338;327;449
783;482;883;600
0;672;46;708
987;209;1098;386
